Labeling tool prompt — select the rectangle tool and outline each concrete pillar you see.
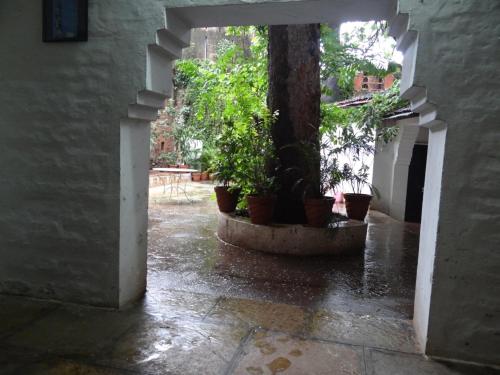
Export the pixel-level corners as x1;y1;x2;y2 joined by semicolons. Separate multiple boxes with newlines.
389;121;420;221
372;118;420;221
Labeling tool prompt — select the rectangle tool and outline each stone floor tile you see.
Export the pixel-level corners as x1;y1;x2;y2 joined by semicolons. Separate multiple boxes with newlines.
0;347;35;375
100;313;248;375
206;297;308;335
5;304;139;357
365;349;500;375
0;295;58;338
14;360;137;375
0;347;141;375
231;331;364;375
137;289;219;320
310;309;418;353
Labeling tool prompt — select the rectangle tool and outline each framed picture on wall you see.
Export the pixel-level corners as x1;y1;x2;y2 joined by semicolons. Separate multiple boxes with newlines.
43;0;88;42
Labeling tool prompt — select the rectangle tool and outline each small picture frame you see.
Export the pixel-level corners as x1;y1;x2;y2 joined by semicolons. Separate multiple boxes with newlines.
43;0;88;42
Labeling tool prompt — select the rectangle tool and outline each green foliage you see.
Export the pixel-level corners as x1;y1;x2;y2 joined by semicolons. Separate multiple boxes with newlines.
282;139;344;199
199;147;215;172
321;82;407;194
237;113;277;196
157;152;177;165
210;122;241;187
321;23;399;100
173;26;274;197
167;23;404;198
174;26;268;149
321;82;406;145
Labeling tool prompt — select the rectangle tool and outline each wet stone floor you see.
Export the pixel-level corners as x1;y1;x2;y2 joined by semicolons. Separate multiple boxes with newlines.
1;182;498;374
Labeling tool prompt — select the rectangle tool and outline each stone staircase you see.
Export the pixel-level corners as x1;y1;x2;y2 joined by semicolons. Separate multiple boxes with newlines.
389;11;443;130
125;11;192;124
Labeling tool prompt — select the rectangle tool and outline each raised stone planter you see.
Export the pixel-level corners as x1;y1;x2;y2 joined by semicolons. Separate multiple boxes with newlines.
217;213;368;256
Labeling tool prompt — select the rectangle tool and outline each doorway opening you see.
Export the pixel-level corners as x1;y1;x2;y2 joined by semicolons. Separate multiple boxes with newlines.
143;15;424;363
405;144;428;223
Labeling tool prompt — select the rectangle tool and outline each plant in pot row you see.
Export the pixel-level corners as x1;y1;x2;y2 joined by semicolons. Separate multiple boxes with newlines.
199;147;215;181
284;140;343;228
211;126;242;213
322;114;378;222
340;163;376;221
241;116;278;225
211;116;278;226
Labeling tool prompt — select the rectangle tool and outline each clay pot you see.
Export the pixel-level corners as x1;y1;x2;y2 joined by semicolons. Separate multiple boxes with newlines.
247;195;276;225
201;171;209;180
192;172;202;181
304;196;335;228
343;193;372;221
214;186;241;213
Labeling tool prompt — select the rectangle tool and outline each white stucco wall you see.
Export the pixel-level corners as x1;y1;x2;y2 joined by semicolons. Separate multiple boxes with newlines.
399;0;500;365
372;117;422;221
0;0;166;307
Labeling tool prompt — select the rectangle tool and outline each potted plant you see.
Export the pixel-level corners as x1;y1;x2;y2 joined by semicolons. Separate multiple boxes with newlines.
284;140;342;227
191;171;202;181
199;147;215;181
212;126;241;213
241;116;277;225
341;163;375;221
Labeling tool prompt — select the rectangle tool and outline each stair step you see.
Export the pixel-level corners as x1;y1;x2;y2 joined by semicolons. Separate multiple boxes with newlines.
128;103;159;121
147;45;174;95
396;29;417;54
148;44;177;62
137;90;168;109
165;11;192;47
156;29;185;58
389;13;409;40
120;118;152;127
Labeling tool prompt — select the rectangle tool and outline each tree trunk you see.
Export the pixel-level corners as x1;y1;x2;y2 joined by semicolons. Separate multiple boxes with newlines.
268;24;321;224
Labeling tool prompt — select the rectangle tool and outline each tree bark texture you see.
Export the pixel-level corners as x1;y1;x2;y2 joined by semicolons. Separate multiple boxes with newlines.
268;24;321;223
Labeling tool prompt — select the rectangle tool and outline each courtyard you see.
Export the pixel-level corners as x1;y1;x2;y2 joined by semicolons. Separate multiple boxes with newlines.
0;0;499;371
0;182;496;374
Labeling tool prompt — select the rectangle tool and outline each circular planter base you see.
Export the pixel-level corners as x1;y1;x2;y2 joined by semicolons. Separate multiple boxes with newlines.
217;213;367;256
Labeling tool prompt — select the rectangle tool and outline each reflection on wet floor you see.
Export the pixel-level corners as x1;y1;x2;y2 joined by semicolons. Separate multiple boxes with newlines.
1;182;496;374
147;183;419;319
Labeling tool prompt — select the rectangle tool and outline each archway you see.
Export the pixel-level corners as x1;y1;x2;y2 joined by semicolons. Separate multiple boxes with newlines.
120;0;445;359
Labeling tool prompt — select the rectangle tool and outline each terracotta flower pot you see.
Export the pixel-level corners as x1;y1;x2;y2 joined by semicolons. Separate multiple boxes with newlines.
343;193;372;221
247;195;276;225
215;186;241;213
192;172;202;181
304;196;335;228
201;171;209;180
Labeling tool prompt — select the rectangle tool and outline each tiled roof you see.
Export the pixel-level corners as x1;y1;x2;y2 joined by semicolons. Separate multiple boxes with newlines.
334;95;418;120
383;106;418;120
335;94;373;108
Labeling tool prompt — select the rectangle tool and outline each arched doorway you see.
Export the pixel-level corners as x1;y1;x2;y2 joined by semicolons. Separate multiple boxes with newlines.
120;0;447;359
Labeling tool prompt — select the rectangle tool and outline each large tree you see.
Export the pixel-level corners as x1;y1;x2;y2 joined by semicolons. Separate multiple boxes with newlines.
268;24;321;223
